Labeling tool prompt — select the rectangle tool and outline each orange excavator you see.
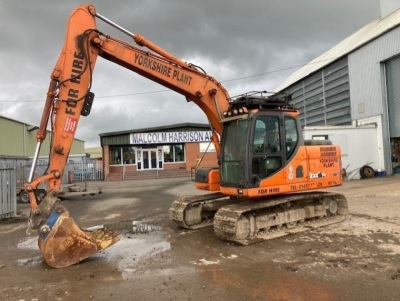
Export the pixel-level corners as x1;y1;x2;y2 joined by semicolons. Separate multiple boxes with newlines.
24;4;348;268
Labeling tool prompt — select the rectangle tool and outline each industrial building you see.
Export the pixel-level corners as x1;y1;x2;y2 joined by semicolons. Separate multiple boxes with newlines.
0;115;89;188
0;115;85;158
275;0;400;177
100;123;217;180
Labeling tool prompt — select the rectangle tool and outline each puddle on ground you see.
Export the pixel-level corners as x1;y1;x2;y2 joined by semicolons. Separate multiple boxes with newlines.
101;219;162;234
17;256;43;267
96;232;171;278
94;219;170;278
16;237;42;267
15;219;170;275
17;236;39;251
95;220;171;278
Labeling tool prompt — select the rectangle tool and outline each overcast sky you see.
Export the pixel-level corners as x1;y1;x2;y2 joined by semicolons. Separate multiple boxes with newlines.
0;0;381;148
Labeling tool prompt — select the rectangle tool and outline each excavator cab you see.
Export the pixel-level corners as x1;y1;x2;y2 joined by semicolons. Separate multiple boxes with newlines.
220;109;301;189
196;93;302;192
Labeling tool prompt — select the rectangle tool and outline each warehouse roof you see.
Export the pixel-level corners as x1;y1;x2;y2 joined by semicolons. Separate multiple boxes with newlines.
0;115;34;127
275;8;400;92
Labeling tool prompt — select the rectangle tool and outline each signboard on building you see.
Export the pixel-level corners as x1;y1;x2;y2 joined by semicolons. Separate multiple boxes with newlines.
199;142;216;152
130;131;213;145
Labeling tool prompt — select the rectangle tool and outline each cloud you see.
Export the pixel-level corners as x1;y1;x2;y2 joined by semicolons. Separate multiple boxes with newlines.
0;0;380;147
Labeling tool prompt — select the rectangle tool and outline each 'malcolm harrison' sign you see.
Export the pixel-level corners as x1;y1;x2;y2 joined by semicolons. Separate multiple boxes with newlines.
130;131;212;145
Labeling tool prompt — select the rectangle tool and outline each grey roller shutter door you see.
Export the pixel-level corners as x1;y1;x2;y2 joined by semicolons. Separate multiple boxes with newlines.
386;56;400;137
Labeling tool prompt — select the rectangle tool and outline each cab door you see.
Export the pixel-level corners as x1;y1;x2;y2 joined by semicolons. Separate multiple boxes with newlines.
249;112;300;186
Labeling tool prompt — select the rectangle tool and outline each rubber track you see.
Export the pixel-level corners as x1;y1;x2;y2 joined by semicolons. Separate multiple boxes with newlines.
169;192;229;229
213;192;348;245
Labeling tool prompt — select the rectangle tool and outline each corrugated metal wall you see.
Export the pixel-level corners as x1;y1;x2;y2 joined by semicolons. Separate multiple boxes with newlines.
0;116;86;157
101;134;130;146
276;25;400;173
347;27;400;174
0;168;16;219
282;57;351;127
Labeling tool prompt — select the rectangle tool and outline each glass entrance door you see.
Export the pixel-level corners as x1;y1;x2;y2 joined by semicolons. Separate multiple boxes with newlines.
141;149;157;170
136;147;164;171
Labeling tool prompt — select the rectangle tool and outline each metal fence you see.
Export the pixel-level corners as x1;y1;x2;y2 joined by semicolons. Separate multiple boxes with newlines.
66;160;104;183
0;168;16;220
0;158;103;197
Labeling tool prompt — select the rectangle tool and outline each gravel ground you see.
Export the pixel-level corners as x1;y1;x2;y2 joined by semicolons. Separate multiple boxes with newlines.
0;176;400;301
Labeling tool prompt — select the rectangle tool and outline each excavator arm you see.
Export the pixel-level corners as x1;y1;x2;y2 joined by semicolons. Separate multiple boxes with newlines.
25;4;231;268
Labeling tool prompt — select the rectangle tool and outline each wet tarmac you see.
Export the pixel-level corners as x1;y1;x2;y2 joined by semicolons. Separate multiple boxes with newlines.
1;176;400;300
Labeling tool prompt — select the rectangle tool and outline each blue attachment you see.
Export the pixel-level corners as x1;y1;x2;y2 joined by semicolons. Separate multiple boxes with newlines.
39;210;61;240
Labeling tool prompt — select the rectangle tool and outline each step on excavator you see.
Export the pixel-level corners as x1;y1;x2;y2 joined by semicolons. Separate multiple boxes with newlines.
24;4;348;268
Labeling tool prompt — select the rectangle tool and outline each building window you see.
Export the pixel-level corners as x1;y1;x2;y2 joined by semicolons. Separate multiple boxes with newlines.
110;147;122;165
163;144;185;162
122;146;136;164
174;144;184;162
163;145;172;162
110;146;136;165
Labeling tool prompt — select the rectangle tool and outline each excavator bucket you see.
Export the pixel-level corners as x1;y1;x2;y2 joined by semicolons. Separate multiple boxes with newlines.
32;192;119;268
38;210;119;268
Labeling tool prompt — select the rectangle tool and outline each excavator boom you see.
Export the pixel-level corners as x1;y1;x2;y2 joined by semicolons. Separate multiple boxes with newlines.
25;4;231;268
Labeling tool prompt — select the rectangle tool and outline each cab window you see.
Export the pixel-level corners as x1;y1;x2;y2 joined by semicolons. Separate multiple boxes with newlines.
251;116;282;181
252;116;280;154
285;117;298;159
